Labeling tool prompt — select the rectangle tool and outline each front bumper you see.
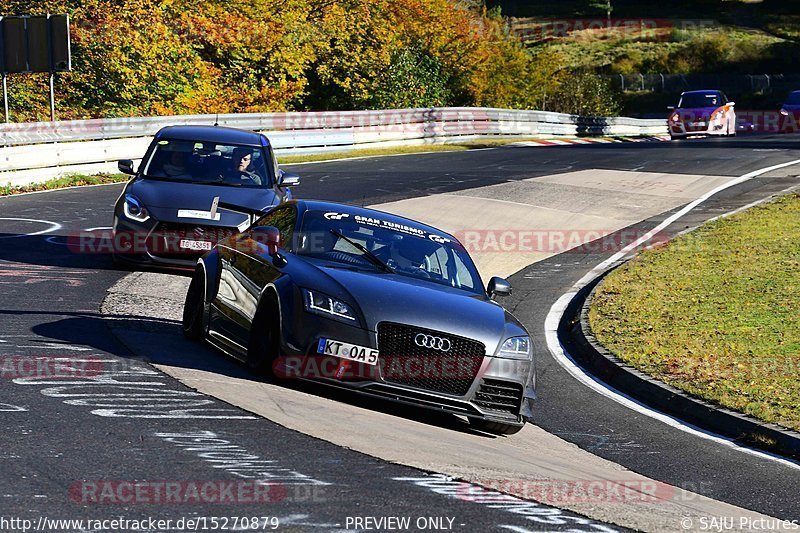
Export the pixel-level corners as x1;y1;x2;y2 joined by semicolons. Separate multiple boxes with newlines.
112;215;237;271
274;313;535;424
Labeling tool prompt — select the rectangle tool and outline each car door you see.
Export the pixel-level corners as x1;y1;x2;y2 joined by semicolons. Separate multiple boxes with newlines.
209;204;298;352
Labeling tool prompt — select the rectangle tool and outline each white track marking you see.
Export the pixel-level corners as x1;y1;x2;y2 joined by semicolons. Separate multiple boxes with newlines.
0;218;62;239
545;158;800;471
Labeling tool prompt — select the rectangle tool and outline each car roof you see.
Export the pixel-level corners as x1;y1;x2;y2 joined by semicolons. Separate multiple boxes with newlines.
155;125;267;147
681;90;722;95
292;200;457;240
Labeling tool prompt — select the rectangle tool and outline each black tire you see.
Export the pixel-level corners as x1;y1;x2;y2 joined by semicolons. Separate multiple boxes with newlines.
469;418;525;436
246;292;281;376
182;267;206;341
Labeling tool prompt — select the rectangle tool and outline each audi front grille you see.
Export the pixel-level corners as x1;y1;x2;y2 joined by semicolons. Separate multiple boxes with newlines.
376;322;485;396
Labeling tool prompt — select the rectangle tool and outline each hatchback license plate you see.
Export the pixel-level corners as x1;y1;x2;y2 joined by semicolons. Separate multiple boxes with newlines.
179;239;212;251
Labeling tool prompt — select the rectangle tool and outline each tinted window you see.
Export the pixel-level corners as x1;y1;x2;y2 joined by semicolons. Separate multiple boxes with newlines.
143;139;273;188
678;93;722;108
254;205;297;249
297;209;484;294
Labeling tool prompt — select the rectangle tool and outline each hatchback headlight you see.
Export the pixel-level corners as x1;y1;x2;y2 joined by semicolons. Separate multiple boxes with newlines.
123;194;150;222
496;336;532;360
302;289;357;323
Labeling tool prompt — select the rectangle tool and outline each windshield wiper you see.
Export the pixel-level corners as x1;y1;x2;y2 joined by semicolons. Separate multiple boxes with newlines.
329;229;394;274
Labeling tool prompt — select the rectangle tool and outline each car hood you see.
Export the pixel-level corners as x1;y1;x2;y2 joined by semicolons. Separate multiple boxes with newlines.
131;178;278;210
129;178;279;226
312;265;526;353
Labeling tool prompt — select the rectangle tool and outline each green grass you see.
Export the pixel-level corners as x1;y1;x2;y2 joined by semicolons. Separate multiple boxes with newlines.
589;194;800;431
0;173;129;197
278;138;547;164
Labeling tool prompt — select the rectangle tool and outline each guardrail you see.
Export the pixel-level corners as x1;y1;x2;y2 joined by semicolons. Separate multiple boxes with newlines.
0;107;667;186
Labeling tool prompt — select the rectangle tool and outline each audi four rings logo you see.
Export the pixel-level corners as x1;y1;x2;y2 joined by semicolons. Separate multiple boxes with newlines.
414;333;451;352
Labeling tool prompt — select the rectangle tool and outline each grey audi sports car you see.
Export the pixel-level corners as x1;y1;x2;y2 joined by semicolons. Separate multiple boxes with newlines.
112;125;299;270
183;200;535;434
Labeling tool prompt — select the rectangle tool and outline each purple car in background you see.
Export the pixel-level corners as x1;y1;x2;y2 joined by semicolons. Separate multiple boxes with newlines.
668;90;736;140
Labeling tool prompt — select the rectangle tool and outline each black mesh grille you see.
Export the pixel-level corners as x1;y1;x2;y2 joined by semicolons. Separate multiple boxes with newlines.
148;223;237;259
474;378;523;415
377;322;485;396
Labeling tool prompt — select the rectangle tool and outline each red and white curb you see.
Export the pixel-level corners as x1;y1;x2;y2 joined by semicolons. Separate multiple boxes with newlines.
511;135;670;147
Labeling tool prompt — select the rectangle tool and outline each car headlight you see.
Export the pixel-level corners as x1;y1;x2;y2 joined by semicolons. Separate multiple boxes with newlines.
669;113;680;123
302;288;357;323
123;194;150;222
780;108;789;116
496;336;531;360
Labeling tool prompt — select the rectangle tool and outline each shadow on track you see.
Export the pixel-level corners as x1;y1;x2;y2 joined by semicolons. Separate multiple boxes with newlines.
16;310;491;438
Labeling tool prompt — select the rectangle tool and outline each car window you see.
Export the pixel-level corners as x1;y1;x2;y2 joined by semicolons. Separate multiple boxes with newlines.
678;93;722;108
142;139;273;188
297;209;484;294
786;92;800;105
254;205;297;249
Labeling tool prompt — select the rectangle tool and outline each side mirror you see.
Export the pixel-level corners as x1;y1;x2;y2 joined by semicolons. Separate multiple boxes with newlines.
251;225;281;256
118;159;135;175
278;170;300;187
666;106;675;111
487;276;512;298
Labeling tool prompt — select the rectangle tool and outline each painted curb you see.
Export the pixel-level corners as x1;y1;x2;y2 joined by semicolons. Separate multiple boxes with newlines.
560;271;800;459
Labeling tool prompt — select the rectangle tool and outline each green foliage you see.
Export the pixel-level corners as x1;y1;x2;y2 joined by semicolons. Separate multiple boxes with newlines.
370;48;451;109
549;71;621;116
0;0;625;119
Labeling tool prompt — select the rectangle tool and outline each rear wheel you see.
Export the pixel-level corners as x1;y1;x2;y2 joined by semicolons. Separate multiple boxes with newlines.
246;292;281;376
182;267;206;341
468;418;525;436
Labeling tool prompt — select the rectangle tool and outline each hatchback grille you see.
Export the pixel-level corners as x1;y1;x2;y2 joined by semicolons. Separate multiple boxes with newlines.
474;378;523;415
377;322;485;396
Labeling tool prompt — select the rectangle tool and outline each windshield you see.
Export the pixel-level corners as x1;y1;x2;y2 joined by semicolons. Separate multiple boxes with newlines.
678;93;723;109
297;210;484;294
785;92;800;105
142;139;273;187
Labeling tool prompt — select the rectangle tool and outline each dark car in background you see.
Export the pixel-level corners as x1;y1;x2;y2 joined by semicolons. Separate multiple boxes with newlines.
668;90;736;140
182;200;536;435
779;90;800;133
112;125;299;270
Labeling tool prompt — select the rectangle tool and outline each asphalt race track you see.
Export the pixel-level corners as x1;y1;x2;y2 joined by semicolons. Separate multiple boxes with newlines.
1;134;799;532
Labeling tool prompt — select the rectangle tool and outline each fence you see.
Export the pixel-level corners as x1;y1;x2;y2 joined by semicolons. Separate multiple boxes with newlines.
0;107;667;187
608;73;800;94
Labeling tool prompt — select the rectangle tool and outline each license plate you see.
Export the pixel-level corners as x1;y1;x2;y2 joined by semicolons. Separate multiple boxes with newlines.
690;122;707;127
179;239;212;251
317;338;379;366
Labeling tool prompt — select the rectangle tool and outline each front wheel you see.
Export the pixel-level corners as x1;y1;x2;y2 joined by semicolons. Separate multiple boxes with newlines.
468;418;525;436
182;267;206;341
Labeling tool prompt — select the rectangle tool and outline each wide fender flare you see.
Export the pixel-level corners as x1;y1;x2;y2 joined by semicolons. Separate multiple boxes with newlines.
199;250;221;304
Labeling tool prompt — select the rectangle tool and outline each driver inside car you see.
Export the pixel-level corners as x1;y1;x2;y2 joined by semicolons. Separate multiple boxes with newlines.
220;147;260;185
378;235;435;276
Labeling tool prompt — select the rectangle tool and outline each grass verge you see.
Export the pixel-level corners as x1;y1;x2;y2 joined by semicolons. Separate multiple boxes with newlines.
589;193;800;432
277;138;545;165
0;173;129;197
